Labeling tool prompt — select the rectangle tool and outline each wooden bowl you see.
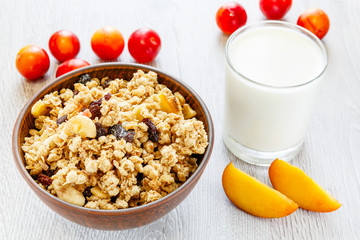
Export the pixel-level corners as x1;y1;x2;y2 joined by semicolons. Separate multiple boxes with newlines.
12;63;214;230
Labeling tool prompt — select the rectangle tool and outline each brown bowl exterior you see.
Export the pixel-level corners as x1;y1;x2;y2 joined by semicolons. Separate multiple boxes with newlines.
12;63;214;230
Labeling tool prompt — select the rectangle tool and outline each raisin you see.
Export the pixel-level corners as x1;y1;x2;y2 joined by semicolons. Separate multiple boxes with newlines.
83;187;92;198
109;124;135;143
95;122;107;138
56;115;68;125
92;98;103;105
124;130;135;143
102;79;112;88
78;74;92;85
109;124;127;139
37;174;52;186
88;98;103;120
142;118;159;142
104;93;111;101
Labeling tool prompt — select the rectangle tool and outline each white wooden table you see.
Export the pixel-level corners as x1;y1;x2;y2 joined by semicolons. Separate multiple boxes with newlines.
1;0;359;239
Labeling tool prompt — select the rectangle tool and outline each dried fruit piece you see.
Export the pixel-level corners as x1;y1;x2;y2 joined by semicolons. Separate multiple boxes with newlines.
78;73;92;85
95;122;107;138
142;118;159;142
109;124;135;142
109;124;126;139
31;100;50;118
37;174;52;186
158;93;181;114
56;115;68;125
82;109;92;118
83;187;92;198
63;115;96;138
102;79;112;88
104;92;111;101
90;98;103;106
124;130;135;142
88;98;103;120
182;104;197;119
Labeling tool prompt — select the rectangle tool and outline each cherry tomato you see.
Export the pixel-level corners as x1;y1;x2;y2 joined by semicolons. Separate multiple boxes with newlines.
297;8;330;40
49;30;80;62
91;26;125;60
55;59;90;77
259;0;292;20
16;45;50;81
128;28;161;63
216;2;247;35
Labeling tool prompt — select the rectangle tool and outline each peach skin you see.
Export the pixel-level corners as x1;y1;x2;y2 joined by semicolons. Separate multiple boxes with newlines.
269;159;341;212
222;162;298;218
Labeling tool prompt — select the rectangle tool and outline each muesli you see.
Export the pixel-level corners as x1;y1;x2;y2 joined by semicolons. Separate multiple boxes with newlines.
22;70;208;209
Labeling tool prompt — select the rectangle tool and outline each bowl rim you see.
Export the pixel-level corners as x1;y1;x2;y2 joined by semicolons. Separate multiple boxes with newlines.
12;62;214;215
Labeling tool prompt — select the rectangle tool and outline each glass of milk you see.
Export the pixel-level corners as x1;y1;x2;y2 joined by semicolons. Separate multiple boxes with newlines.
223;21;328;166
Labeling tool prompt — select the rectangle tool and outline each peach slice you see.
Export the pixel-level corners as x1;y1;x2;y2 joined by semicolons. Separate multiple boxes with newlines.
269;159;341;212
222;162;298;218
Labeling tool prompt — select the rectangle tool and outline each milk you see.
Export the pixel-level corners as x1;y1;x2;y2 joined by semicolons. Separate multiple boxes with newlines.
223;22;327;164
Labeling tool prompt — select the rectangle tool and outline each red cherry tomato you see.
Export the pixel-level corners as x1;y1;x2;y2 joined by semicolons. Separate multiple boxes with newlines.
49;30;80;62
128;28;161;63
55;59;90;77
259;0;292;20
297;8;330;40
91;26;125;60
216;2;247;35
16;45;50;81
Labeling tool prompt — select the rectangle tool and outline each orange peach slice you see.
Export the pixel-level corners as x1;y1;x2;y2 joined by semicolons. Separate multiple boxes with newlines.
269;159;341;212
222;162;298;218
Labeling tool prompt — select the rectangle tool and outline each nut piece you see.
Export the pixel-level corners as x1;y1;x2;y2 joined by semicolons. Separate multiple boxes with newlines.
91;186;110;198
57;186;85;206
182;104;197;119
31;100;49;118
158;93;181;114
174;92;185;105
63;115;96;138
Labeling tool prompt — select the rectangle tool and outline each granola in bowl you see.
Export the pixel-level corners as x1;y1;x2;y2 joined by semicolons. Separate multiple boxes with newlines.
22;70;208;210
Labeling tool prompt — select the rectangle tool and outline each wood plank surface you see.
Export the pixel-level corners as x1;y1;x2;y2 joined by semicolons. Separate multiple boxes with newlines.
1;0;359;239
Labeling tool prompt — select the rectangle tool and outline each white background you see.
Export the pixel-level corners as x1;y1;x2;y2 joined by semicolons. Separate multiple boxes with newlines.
1;0;359;239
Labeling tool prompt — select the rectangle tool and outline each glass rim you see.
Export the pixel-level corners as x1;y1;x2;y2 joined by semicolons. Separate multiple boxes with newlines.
225;20;328;89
